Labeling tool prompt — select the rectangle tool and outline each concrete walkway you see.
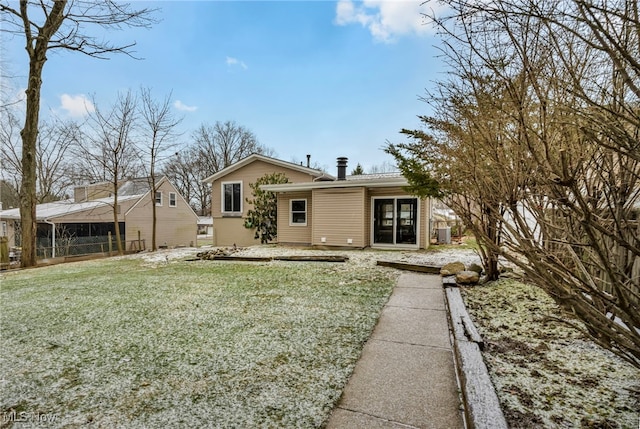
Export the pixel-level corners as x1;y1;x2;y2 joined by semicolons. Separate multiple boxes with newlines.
326;272;465;429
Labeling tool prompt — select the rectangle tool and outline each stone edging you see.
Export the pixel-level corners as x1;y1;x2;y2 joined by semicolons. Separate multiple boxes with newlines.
443;278;508;429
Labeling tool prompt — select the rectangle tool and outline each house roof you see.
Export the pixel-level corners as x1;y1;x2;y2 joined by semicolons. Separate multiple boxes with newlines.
1;177;199;223
118;177;156;196
260;172;408;192
200;153;334;184
0;195;142;221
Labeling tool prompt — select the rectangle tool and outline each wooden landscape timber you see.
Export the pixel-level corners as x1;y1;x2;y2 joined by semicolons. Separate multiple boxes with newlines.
190;252;348;263
376;260;442;274
445;283;507;429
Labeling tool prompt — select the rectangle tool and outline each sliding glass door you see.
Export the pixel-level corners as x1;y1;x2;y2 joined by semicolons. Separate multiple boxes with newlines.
373;198;418;246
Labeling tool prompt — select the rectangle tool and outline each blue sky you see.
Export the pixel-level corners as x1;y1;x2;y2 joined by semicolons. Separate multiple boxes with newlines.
2;1;444;173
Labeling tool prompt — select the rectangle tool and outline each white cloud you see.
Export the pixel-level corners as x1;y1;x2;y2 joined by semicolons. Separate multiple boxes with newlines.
226;56;248;70
174;100;198;112
59;94;94;118
335;0;435;42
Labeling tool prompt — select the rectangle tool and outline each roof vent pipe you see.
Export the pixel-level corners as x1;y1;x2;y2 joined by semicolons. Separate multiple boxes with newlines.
306;154;311;168
337;157;348;181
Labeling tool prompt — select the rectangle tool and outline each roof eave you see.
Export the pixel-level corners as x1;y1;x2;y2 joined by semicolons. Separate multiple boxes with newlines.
261;177;408;192
201;153;332;184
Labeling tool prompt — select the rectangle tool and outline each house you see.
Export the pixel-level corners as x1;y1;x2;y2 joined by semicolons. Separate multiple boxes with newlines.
0;177;199;258
197;216;214;236
261;157;433;249
201;153;333;247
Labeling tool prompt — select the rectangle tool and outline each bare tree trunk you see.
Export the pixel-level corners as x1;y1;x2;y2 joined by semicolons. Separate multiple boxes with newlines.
151;174;157;251
18;1;66;267
19;60;42;267
113;181;123;255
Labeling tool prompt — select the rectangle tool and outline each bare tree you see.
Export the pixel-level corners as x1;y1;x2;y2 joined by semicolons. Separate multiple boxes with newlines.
162;146;210;215
1;111;78;203
36;119;80;202
0;0;157;266
166;121;273;216
389;0;640;367
368;160;398;174
0;110;23;200
194;121;273;173
138;87;182;251
77;90;140;254
0;180;20;209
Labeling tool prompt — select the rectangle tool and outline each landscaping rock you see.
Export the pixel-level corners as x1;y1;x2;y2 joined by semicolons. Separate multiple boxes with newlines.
441;261;466;276
468;263;483;274
196;247;240;260
456;270;480;285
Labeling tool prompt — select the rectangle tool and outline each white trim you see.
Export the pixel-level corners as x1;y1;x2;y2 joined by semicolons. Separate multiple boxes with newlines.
289;198;307;226
202;153;333;183
370;196;420;249
169;192;177;207
155;191;163;206
221;180;243;214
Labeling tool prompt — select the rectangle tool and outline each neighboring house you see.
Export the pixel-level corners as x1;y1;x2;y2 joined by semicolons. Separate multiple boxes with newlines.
0;177;198;258
197;216;214;236
201;153;333;247
261;157;433;249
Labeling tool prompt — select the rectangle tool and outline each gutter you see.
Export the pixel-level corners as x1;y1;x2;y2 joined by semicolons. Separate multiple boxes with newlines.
43;219;56;259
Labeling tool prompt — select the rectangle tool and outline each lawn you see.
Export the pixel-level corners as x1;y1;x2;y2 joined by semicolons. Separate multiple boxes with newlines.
462;279;640;428
0;255;397;428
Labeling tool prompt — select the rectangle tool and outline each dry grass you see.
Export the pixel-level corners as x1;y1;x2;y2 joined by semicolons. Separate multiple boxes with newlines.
0;252;397;428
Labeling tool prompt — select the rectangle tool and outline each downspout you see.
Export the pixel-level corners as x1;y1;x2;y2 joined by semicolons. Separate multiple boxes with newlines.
43;220;55;258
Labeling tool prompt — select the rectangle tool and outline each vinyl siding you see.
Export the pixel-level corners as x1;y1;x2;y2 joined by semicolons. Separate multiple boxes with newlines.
210;160;321;247
311;188;366;247
211;217;260;247
276;191;312;245
125;180;198;248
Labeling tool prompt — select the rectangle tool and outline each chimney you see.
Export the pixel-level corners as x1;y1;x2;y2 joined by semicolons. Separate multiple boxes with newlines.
337;157;348;181
306;154;311;168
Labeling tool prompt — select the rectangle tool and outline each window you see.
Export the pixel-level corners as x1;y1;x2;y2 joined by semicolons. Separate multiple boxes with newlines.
155;191;162;206
169;192;177;207
222;182;242;214
290;199;307;226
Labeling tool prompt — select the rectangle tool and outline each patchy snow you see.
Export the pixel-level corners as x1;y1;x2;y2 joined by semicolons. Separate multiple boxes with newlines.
5;244;631;428
462;279;639;428
1;249;400;428
125;244;484;270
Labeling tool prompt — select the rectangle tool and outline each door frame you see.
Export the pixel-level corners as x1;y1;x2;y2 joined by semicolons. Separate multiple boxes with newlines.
370;196;420;249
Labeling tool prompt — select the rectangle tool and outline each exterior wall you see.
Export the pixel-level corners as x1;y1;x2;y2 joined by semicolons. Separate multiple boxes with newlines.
275;191;313;245
74;182;113;202
210;160;320;247
125;180;198;249
212;217;258;248
311;187;366;248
